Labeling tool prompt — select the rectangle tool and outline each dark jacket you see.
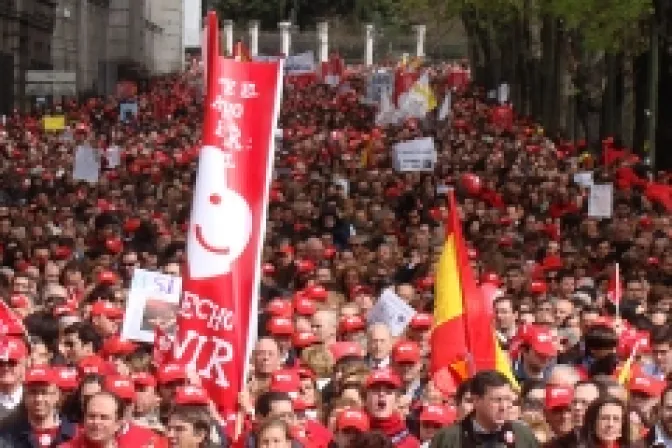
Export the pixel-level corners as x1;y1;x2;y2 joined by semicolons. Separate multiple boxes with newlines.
0;410;77;448
430;414;539;448
543;431;579;448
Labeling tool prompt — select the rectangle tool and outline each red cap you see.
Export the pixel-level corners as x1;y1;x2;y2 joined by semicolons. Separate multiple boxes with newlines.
9;294;30;310
90;301;124;320
104;375;136;402
365;369;402;389
526;326;557;357
329;342;364;363
294;296;317;316
277;245;294;256
296;366;316;380
480;272;502;286
123;218;141;233
392;340;421;364
262;263;276;275
53;367;79;391
295;259;315;273
101;336;137;358
420;405;457;426
267;316;294;336
24;366;55;385
628;373;665;397
292;331;319;349
270;369;301;394
545;385;573;410
339;315;365;334
157;363;188;384
174;385;210;406
265;299;293;318
336;409;370;432
77;355;112;376
97;270;119;285
409;313;433;331
529;280;548;295
0;337;28;362
305;285;328;301
131;372;157;388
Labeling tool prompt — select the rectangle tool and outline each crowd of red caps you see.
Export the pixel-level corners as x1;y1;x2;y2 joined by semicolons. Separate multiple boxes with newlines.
0;56;672;448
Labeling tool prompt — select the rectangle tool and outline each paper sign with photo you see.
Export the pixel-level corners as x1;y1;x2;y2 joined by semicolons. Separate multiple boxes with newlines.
121;268;182;343
367;289;417;337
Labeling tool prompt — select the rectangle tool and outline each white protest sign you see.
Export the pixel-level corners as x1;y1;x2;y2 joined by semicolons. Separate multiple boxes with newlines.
393;137;437;172
284;51;316;74
106;145;121;168
498;83;510;104
324;75;340;86
366;70;394;105
72;145;100;183
573;171;593;187
121;268;182;343
588;183;613;218
367;289;417;337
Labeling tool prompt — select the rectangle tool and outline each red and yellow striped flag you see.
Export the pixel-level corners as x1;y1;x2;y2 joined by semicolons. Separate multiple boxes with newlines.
431;191;518;388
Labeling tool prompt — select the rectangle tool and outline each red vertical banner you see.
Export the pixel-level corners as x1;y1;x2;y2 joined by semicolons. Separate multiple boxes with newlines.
172;14;284;413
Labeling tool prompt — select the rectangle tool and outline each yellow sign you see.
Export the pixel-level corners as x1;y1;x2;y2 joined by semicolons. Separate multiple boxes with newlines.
43;115;65;131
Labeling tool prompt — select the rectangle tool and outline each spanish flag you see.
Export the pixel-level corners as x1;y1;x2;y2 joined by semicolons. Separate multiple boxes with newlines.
431;191;518;388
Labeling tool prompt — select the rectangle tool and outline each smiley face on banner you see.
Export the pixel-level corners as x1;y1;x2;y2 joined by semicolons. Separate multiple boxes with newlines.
187;145;252;279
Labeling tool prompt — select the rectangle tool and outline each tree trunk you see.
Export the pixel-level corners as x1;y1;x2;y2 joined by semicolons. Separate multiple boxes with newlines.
541;15;557;130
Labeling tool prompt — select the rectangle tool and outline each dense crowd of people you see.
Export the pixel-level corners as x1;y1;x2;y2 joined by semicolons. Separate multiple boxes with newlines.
0;57;671;448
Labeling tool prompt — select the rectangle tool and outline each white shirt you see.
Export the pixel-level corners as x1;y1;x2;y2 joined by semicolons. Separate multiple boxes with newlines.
0;385;23;410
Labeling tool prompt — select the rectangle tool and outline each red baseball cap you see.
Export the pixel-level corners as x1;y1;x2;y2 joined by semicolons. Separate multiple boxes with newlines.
529;280;547;295
545;385;573;410
174;385;210;406
292;331;319;349
101;336;137;358
329;342;364;363
526;325;557;357
97;270;119;285
628;373;665;397
270;369;301;395
104;375;136;402
294;296;317;316
131;372;157;388
53;367;79;391
0;337;27;363
420;405;457;426
90;301;123;320
392;340;421;364
481;272;502;286
409;313;433;331
336;409;370;432
9;294;30;310
305;285;328;301
24;366;55;385
365;369;402;390
77;355;112;376
157;363;188;385
265;299;293;318
267;316;294;336
339;315;365;334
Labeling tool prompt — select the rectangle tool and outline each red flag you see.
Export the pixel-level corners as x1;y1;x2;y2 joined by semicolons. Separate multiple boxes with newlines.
172;11;284;414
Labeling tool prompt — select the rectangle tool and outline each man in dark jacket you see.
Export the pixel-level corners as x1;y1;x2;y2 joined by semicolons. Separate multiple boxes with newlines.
0;366;77;447
430;370;538;448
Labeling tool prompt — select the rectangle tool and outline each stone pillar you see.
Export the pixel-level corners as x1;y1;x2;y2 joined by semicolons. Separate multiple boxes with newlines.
278;21;292;56
317;21;328;63
364;24;374;67
414;24;426;59
222;19;234;56
249;20;259;57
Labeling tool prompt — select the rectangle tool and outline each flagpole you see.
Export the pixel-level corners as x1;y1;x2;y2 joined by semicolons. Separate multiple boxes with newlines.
615;263;620;319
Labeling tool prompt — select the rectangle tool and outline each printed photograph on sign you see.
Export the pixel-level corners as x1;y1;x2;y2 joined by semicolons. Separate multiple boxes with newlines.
141;298;179;332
